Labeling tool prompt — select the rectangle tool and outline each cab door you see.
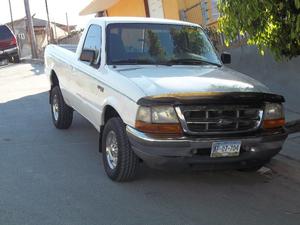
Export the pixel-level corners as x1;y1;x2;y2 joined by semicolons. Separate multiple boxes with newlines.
72;24;104;128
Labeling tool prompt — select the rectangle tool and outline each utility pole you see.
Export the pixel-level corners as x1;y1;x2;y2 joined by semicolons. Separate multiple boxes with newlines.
8;0;15;33
65;12;70;35
24;0;38;58
53;19;58;44
44;0;53;43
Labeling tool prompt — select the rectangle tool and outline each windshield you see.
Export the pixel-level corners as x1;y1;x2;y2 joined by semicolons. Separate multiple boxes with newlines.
106;23;221;66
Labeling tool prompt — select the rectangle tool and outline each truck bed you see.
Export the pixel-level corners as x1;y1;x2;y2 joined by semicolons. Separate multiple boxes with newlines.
59;44;78;53
45;44;77;67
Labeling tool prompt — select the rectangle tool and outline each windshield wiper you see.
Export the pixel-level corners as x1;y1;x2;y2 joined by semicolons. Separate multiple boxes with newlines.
166;58;222;67
111;59;156;65
111;59;174;66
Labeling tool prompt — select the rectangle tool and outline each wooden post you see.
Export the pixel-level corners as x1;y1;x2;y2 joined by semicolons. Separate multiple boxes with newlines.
24;0;38;58
8;0;15;33
66;12;70;35
45;0;53;43
144;0;150;17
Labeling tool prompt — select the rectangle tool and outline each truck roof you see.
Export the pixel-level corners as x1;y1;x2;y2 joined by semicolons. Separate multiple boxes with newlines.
88;16;201;28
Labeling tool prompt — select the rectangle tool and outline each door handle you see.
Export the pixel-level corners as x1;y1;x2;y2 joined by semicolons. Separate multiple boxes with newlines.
97;85;104;92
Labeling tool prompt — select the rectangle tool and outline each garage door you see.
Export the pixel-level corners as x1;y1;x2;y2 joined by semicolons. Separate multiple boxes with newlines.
147;0;164;18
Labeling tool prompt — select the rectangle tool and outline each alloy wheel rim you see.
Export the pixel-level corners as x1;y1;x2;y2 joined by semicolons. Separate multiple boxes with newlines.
52;94;59;121
105;130;119;170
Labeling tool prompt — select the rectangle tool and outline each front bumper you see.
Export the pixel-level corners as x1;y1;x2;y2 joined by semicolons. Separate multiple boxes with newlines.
126;126;288;169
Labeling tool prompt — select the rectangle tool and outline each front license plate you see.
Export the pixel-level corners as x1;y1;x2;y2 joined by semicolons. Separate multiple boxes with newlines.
211;141;241;158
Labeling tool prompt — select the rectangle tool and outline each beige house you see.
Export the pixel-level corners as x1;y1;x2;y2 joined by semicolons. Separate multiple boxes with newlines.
6;17;76;58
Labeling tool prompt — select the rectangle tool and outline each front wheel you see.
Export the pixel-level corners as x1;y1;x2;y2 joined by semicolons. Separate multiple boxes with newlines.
102;117;139;182
50;86;73;129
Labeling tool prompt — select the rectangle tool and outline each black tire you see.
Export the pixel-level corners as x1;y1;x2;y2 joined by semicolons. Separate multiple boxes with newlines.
13;55;20;63
102;117;139;182
50;86;73;129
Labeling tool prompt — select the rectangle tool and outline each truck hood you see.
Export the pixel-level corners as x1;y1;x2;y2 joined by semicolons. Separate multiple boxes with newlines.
115;65;270;97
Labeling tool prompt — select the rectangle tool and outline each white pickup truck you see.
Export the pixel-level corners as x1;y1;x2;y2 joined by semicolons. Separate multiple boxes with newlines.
45;17;288;181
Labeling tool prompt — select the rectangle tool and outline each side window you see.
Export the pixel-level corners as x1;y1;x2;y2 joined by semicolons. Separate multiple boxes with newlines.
81;24;102;68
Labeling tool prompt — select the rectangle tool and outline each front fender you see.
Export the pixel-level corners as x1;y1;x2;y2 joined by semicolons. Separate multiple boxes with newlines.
101;95;139;128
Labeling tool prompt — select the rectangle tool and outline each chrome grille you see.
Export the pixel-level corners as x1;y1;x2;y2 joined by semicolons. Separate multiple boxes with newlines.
175;105;263;134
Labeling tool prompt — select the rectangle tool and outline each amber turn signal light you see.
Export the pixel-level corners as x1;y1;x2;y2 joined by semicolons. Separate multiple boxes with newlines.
263;119;285;129
135;120;183;135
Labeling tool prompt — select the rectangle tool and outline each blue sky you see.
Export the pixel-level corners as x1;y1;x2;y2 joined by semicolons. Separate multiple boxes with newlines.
0;0;94;28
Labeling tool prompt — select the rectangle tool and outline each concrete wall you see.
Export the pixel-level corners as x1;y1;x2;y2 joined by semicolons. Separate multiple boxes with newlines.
8;20;32;59
227;46;300;121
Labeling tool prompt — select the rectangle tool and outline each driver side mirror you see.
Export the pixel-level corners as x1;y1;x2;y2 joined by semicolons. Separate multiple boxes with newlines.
80;49;96;64
221;52;231;64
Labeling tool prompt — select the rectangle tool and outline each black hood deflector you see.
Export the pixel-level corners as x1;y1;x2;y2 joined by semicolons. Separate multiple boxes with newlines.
137;92;285;106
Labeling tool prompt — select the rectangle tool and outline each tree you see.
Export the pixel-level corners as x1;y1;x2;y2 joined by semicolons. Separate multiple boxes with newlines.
147;30;165;60
218;0;300;60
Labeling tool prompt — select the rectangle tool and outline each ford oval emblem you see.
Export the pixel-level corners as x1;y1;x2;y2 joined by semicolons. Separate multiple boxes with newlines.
217;119;234;126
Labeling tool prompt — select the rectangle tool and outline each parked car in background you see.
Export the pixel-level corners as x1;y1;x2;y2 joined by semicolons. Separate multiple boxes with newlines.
45;17;288;182
0;25;20;63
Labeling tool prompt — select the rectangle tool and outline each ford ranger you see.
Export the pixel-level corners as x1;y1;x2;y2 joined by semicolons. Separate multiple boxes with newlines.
45;17;288;181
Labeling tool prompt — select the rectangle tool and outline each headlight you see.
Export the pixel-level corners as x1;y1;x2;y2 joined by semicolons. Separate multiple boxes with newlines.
263;103;285;129
137;106;179;123
152;106;179;123
264;103;284;120
136;106;151;123
136;106;182;134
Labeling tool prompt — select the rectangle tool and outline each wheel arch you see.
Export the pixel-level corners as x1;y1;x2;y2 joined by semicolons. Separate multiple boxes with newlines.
50;70;59;89
99;104;123;152
49;70;59;104
103;105;121;124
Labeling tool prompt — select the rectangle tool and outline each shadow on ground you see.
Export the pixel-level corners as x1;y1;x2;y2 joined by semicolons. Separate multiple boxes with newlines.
30;63;45;75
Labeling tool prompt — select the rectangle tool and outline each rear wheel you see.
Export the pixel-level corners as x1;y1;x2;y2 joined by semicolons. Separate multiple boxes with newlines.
102;117;139;182
9;55;20;63
50;86;73;129
13;55;20;63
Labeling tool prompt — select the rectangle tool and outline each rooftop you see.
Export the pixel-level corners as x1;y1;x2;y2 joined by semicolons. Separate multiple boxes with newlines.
6;17;76;30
